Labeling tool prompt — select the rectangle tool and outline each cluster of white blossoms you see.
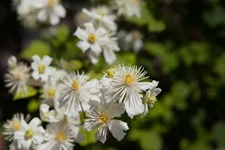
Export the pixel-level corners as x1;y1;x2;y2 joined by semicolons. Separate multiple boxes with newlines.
13;0;66;27
73;1;143;64
3;55;161;149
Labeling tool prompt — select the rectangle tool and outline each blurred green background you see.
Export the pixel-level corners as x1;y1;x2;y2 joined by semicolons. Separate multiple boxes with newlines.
0;0;225;150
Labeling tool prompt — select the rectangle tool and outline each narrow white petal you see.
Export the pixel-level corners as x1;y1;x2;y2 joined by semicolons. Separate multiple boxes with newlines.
103;48;116;64
42;56;52;66
96;125;108;143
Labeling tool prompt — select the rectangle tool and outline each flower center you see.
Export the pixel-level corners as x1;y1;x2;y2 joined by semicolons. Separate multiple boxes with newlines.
124;74;135;85
48;0;56;7
88;33;97;44
106;68;115;78
38;64;46;74
12;121;20;131
56;132;66;142
25;129;34;139
147;95;157;105
72;80;79;90
98;113;109;124
96;9;105;16
47;88;56;98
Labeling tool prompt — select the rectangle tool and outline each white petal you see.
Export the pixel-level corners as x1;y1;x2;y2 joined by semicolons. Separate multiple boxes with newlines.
77;41;90;52
53;5;66;17
108;120;128;141
96;125;108;143
141;103;149;117
125;94;144;118
29;118;41;129
88;51;99;64
107;102;125;118
90;43;102;55
50;14;60;25
32;55;41;63
95;27;107;37
84;22;95;34
37;9;48;22
32;71;40;80
103;48;116;64
42;55;52;66
74;27;88;40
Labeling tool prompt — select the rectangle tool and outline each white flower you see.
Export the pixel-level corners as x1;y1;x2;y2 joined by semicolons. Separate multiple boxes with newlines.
40;104;58;122
83;6;117;31
104;65;151;118
57;72;100;116
31;55;55;82
37;122;74;150
114;0;142;18
15;0;38;28
118;30;143;52
142;80;161;117
33;0;66;25
14;118;45;150
8;56;17;69
84;98;128;143
3;113;26;141
74;22;119;64
5;60;30;95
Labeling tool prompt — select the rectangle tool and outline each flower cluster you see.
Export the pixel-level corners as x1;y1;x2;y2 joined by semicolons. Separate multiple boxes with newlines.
2;0;162;149
3;55;161;149
13;0;66;27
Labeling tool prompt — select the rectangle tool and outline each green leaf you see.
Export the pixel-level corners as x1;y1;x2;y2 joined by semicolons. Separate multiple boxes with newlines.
129;129;162;150
27;99;40;112
80;127;97;146
129;3;165;32
212;122;225;148
20;41;51;60
13;87;37;101
116;53;136;65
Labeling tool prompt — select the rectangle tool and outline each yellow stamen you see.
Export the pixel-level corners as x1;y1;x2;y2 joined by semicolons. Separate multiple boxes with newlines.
124;74;135;85
25;129;34;139
106;68;115;78
56;132;66;142
88;33;97;43
148;95;157;105
48;0;56;7
98;113;109;124
38;64;46;74
72;80;79;90
12;121;20;131
47;88;56;98
96;9;105;16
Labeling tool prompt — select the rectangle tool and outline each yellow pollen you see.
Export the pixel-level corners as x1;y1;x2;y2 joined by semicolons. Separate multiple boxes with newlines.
12;121;20;131
38;64;46;74
88;33;97;43
48;0;56;7
47;88;56;98
106;68;115;78
98;113;109;124
72;80;79;90
25;129;34;139
124;74;135;85
56;132;66;142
